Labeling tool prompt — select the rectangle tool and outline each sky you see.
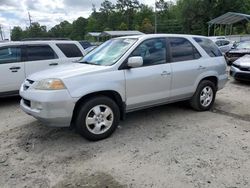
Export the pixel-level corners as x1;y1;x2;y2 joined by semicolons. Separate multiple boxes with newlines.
0;0;155;39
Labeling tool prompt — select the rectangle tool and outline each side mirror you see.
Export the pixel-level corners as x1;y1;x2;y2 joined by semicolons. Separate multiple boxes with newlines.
127;56;143;68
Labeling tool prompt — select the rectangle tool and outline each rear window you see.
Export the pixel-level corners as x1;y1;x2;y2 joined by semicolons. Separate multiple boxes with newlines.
194;37;222;57
56;43;83;57
27;45;58;61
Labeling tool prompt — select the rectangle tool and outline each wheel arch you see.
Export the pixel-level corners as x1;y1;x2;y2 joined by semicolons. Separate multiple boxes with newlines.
200;76;218;90
70;90;125;127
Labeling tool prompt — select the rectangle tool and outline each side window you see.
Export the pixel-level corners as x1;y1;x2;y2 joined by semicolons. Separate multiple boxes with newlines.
194;37;222;57
215;41;222;47
27;45;58;61
130;38;167;66
56;43;83;57
169;37;201;62
0;47;21;64
222;40;230;46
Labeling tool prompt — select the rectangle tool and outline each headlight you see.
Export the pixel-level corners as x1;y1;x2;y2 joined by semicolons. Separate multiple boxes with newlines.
34;79;66;90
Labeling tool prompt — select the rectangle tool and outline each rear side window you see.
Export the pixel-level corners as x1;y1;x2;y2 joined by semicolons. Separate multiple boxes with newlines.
27;45;58;61
169;37;201;62
56;43;83;57
194;37;222;57
222;40;230;46
0;47;21;64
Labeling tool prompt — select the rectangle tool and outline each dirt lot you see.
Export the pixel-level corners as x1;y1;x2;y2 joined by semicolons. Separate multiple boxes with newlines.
0;78;250;188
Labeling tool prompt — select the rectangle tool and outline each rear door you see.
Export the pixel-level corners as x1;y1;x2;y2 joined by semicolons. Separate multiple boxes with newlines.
24;44;60;77
168;37;202;100
0;46;25;93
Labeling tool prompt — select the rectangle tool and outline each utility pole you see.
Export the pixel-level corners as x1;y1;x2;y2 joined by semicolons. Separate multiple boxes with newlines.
28;12;32;27
154;0;157;33
0;25;3;40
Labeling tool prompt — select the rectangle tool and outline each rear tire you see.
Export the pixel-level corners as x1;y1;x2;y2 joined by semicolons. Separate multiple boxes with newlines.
190;80;216;111
75;96;120;141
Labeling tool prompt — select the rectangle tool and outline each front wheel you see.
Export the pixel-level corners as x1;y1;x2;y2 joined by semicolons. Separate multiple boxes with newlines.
75;96;120;141
190;80;216;111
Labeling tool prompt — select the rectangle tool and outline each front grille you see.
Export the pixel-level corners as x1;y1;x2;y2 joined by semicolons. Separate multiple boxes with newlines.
27;79;34;84
239;67;250;72
235;73;250;81
23;99;31;107
23;79;35;91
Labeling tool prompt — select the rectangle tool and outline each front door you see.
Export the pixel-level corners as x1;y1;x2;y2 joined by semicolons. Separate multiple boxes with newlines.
124;38;172;110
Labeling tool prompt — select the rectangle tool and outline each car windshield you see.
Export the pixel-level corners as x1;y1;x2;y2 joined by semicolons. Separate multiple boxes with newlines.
79;38;137;66
236;42;250;49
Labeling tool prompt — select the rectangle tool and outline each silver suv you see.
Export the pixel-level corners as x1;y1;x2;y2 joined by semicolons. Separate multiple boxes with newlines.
20;34;228;141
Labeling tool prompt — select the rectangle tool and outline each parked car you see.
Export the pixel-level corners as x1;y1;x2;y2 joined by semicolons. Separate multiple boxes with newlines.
209;36;227;40
84;45;97;54
0;40;85;97
230;55;250;81
212;39;234;53
20;34;228;141
79;40;92;49
225;41;250;65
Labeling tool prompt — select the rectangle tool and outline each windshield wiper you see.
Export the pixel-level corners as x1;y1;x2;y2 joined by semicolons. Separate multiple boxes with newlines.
79;61;97;65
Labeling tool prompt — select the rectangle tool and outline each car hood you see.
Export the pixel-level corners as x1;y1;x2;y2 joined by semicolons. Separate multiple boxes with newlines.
233;55;250;67
27;63;110;81
228;48;250;54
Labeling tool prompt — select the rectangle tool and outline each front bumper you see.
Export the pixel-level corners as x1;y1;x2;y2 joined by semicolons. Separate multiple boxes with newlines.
20;86;76;127
230;66;250;81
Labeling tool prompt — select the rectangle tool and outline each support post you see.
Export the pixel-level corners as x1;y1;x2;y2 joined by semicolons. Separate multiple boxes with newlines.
230;24;233;36
208;25;211;36
214;24;216;36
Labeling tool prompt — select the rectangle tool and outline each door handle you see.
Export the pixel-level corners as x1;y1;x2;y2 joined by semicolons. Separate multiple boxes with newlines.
161;71;171;76
198;65;206;70
49;63;58;66
9;66;21;70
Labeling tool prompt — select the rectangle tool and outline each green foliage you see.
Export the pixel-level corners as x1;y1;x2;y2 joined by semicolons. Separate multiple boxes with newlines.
140;18;154;33
11;26;23;41
119;22;128;30
10;0;250;41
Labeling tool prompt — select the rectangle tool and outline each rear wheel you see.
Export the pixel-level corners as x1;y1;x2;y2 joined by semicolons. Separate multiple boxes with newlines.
75;96;120;141
190;80;216;111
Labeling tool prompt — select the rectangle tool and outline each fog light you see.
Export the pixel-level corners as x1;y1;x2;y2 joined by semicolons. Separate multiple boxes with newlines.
32;101;43;110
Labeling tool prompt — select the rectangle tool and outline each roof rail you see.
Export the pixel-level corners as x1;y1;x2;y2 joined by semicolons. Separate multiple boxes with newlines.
21;38;71;41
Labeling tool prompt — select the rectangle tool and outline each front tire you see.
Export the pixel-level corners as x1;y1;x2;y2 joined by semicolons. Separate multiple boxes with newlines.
75;96;120;141
190;80;216;111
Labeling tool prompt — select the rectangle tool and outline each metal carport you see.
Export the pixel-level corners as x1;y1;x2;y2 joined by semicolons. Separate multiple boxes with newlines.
207;12;250;36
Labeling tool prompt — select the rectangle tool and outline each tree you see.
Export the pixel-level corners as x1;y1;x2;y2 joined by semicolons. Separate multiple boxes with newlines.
49;21;72;38
119;22;128;30
116;0;141;29
140;18;154;33
70;17;88;40
26;22;47;38
11;26;23;41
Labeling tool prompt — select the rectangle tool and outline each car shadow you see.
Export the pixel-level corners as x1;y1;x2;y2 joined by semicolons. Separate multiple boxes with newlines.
230;79;250;87
0;96;20;107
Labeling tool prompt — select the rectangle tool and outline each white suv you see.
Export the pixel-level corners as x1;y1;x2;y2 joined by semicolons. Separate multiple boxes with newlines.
0;40;85;97
20;34;228;141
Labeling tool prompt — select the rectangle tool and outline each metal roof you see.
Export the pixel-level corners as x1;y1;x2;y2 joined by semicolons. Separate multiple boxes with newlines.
100;30;144;37
208;12;250;25
87;32;101;37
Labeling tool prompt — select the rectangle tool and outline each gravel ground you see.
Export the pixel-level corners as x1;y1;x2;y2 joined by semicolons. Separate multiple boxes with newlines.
0;78;250;188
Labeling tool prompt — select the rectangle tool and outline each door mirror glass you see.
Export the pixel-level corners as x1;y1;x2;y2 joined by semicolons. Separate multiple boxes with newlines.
127;56;143;68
